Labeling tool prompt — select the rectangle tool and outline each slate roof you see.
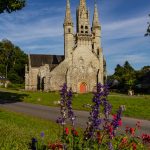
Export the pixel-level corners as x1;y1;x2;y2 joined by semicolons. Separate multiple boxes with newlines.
30;54;64;69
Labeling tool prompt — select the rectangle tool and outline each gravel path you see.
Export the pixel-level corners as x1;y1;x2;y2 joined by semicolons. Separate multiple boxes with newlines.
0;102;150;134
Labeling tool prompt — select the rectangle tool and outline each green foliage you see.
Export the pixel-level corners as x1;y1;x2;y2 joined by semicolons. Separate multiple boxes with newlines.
7;83;24;90
112;61;136;91
8;72;23;83
0;0;25;14
135;66;150;93
108;61;150;93
0;39;28;84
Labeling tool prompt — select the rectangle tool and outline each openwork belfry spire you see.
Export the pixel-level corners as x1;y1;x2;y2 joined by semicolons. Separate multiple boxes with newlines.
92;0;100;28
80;0;86;6
64;0;73;25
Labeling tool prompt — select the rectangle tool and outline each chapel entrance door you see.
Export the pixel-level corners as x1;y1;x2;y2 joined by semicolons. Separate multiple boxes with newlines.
80;82;87;93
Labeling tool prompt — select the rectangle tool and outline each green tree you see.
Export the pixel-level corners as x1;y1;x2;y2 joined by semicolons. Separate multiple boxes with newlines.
135;66;150;93
108;63;150;93
123;61;136;90
109;61;136;92
0;40;14;78
114;64;124;78
112;64;125;89
0;39;28;84
0;0;25;14
123;61;134;72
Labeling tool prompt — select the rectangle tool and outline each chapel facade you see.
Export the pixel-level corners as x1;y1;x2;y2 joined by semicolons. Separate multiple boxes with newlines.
25;0;106;93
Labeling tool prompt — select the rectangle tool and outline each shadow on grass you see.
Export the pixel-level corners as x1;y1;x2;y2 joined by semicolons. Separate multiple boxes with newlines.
0;91;28;104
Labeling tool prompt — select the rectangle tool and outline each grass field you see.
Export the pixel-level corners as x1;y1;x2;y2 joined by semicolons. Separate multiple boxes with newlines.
0;108;61;150
1;108;149;150
0;88;150;120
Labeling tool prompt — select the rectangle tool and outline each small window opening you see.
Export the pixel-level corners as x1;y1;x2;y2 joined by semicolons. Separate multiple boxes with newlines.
97;49;99;56
92;44;94;49
81;31;84;33
85;26;88;29
85;31;88;34
81;25;83;29
68;28;71;33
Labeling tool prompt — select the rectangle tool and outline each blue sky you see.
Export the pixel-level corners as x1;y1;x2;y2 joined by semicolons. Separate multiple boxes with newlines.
0;0;150;74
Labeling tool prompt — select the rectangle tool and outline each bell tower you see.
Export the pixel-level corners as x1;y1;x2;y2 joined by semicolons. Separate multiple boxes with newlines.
92;1;104;83
92;1;101;55
64;0;74;58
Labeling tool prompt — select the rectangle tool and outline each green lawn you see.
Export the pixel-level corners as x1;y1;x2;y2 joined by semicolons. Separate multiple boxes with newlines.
0;108;149;150
0;88;150;120
0;108;61;150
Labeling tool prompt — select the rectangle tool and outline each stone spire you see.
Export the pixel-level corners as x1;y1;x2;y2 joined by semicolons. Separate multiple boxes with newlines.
80;0;86;7
92;0;100;28
64;0;73;25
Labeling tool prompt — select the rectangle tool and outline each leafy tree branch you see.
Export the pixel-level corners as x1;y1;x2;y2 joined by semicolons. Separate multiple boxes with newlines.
0;0;25;14
145;14;150;36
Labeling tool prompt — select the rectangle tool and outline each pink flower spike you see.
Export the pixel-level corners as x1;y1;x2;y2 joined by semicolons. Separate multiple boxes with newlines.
112;114;117;119
65;127;69;135
118;120;122;126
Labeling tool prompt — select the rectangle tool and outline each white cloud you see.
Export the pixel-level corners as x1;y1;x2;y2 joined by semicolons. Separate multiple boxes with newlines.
103;37;149;56
102;16;148;40
113;54;150;64
23;44;63;54
0;16;64;42
100;15;150;58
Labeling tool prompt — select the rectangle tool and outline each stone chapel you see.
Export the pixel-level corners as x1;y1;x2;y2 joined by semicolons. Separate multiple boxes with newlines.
25;0;106;93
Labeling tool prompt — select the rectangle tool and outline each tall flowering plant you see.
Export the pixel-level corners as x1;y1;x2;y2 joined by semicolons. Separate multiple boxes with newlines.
55;83;123;149
56;83;80;150
82;83;123;149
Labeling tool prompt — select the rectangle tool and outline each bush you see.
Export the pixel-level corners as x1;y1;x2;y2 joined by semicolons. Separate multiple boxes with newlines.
7;83;24;90
8;72;23;84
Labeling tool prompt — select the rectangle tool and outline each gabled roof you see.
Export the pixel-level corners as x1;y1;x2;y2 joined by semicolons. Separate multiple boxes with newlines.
30;54;64;69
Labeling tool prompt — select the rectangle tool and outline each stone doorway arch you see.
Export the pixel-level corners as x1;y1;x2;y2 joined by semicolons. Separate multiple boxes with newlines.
80;82;87;93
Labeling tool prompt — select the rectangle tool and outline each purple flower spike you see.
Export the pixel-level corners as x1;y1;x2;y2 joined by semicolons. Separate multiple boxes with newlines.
56;83;76;128
40;132;44;138
83;83;114;145
111;107;123;132
32;138;37;143
108;142;114;150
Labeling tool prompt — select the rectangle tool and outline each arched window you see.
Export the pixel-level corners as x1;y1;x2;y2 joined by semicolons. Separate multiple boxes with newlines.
68;28;71;33
81;31;84;33
81;25;83;29
85;31;88;34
